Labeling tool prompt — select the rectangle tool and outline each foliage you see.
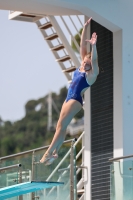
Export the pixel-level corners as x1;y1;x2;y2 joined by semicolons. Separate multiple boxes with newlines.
71;28;82;53
0;86;84;157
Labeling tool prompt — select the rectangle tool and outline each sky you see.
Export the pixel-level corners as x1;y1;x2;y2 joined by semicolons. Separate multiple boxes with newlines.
0;10;68;122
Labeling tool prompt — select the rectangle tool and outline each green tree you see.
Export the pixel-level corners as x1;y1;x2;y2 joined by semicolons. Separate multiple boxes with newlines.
0;86;84;157
71;28;82;53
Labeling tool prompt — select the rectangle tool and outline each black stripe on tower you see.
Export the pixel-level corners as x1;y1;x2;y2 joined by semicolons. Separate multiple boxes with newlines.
91;20;113;200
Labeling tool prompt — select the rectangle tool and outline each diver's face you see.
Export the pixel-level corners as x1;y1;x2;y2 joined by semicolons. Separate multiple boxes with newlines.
82;57;92;71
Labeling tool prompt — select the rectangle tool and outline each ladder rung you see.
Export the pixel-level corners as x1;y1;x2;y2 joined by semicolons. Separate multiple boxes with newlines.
56;55;70;62
50;44;64;51
21;14;36;18
39;22;52;30
77;189;85;194
45;33;58;40
68;80;72;84
62;66;76;73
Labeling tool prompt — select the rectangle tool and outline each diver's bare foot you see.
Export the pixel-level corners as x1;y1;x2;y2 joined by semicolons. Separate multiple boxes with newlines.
40;152;52;163
45;154;58;166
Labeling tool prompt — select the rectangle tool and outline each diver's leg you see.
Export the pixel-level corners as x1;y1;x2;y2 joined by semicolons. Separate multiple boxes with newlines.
40;99;82;163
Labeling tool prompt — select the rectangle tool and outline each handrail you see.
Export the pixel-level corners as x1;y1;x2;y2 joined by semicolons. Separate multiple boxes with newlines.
60;132;84;178
46;138;78;181
109;154;133;162
0;164;21;172
69;16;81;38
57;146;84;174
0;139;74;161
60;16;80;52
46;131;84;197
76;15;84;27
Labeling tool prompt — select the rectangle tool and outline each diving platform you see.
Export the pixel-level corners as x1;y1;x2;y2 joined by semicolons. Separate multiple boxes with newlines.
0;181;64;200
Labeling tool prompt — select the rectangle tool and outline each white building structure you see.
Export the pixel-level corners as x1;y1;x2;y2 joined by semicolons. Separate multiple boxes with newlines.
0;0;133;199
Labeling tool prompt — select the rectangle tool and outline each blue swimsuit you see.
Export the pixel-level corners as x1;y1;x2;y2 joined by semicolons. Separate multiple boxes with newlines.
66;68;90;106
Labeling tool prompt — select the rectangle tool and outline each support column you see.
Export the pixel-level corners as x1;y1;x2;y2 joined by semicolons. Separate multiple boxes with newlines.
113;30;123;158
113;28;133;200
84;15;91;200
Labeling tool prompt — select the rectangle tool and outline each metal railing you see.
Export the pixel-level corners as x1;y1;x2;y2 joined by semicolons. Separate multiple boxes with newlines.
39;132;84;200
60;16;80;53
109;154;133;200
109;153;133;162
0;139;74;161
0;164;21;172
0;131;85;200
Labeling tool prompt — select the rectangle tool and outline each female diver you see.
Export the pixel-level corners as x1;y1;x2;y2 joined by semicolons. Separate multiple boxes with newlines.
40;17;99;165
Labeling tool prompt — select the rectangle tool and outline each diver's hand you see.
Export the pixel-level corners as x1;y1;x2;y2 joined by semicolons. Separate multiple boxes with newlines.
84;17;92;27
85;32;97;46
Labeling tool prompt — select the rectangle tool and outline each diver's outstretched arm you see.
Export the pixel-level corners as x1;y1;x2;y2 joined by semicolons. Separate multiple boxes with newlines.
80;17;92;60
86;32;99;76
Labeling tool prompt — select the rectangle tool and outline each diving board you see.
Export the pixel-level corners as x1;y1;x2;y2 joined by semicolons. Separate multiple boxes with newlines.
0;181;64;200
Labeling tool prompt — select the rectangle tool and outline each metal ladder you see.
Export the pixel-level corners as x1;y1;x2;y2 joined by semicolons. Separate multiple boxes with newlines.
9;12;83;82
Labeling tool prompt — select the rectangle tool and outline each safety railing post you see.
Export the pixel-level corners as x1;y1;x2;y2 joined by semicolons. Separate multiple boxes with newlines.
31;151;35;200
70;140;74;200
19;167;23;200
31;152;40;200
70;139;78;200
73;144;78;200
